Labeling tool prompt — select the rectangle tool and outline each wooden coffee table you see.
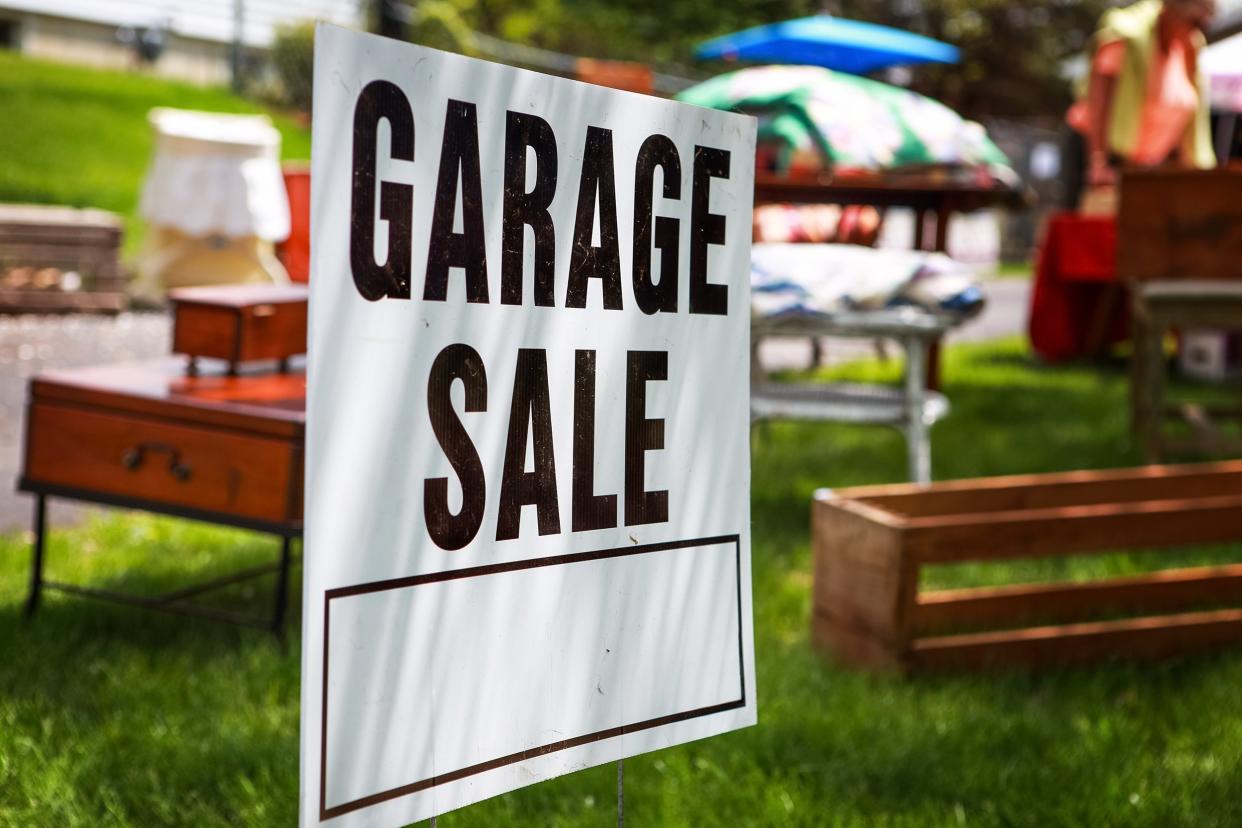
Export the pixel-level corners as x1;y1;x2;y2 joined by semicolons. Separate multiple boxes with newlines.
17;357;305;635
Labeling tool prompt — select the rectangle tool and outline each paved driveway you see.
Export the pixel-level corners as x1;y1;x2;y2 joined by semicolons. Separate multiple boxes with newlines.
0;313;170;531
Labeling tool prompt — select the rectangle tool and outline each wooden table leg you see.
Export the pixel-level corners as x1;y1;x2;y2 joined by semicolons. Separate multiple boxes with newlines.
1132;298;1167;463
24;495;46;620
1131;292;1148;449
1084;283;1124;358
933;204;950;254
272;534;294;639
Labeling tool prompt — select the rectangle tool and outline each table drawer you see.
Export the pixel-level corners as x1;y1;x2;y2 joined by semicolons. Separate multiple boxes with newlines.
24;402;301;524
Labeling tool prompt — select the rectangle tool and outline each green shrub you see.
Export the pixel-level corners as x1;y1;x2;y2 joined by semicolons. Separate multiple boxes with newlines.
270;20;315;113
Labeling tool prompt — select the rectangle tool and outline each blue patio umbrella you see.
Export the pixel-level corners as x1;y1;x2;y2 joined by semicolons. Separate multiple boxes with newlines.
695;14;960;75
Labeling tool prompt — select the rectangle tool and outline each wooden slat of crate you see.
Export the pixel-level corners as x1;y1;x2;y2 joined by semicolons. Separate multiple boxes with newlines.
0;203;126;302
914;564;1242;635
0;239;122;258
904;494;1242;564
0;203;121;227
910;609;1242;670
0;241;120;259
0;290;126;313
847;460;1242;517
0;250;122;290
811;498;909;648
0;221;120;238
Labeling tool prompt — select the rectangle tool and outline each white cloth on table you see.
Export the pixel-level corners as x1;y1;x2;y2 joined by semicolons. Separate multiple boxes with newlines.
750;242;984;320
1203;31;1242;113
139;108;290;242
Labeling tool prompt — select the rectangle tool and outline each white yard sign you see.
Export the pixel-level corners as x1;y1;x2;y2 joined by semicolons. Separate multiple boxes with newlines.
301;25;757;826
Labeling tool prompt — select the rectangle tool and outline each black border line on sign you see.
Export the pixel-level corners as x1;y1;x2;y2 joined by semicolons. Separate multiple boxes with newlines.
319;533;745;821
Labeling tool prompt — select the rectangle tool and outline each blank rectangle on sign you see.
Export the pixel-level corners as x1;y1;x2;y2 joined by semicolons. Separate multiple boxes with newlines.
320;536;743;819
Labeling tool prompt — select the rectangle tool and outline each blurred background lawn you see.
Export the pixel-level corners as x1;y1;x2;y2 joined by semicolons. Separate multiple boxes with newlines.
0;51;310;257
4;337;1242;827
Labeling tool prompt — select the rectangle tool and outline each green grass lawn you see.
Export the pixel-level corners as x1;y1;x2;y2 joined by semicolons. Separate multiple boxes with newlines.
990;261;1033;280
0;52;309;256
3;337;1242;826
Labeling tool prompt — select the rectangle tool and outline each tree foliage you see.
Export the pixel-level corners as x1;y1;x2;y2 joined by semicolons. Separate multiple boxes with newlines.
398;0;1115;119
271;20;316;112
832;0;1114;118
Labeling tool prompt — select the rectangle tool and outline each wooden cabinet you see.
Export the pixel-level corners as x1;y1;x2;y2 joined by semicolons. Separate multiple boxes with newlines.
17;358;306;632
21;358;305;531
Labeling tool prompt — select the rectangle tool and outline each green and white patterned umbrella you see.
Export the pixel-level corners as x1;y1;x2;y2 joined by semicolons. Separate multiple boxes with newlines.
677;65;1012;177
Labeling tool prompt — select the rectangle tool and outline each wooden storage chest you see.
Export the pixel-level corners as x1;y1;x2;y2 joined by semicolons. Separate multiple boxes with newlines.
169;284;308;375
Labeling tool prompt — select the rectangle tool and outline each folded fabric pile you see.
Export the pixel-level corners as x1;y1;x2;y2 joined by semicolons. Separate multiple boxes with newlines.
753;203;884;246
750;242;985;320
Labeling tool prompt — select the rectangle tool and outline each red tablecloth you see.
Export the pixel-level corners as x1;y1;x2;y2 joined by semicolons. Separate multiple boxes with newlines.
1027;212;1128;362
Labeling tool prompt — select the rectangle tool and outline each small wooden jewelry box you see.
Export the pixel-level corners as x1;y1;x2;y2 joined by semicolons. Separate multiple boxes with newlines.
169;284;308;375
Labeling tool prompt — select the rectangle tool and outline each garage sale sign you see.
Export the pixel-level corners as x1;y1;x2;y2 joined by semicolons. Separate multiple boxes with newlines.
301;24;757;826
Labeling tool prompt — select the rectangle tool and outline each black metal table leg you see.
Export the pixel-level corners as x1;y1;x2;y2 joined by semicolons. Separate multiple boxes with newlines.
24;495;46;619
272;534;294;638
16;487;302;634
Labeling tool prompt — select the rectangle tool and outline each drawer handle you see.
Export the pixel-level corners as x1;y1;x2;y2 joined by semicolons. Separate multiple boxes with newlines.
121;442;193;482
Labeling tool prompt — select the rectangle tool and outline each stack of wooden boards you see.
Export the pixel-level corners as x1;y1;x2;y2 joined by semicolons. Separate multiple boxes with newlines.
0;204;125;312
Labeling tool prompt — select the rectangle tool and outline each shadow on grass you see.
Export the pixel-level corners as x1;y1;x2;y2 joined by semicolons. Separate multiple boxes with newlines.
0;516;304;825
3;522;304;651
725;630;1242;827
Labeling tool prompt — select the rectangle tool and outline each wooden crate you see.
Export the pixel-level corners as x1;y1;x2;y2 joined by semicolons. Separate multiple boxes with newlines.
0;204;126;312
812;461;1242;672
